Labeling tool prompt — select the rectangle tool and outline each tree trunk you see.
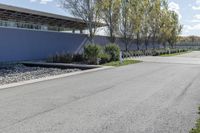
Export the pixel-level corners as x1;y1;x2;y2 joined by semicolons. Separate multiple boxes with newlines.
163;42;166;49
136;32;140;50
125;40;128;51
109;27;115;43
109;3;115;44
145;39;148;50
152;34;156;50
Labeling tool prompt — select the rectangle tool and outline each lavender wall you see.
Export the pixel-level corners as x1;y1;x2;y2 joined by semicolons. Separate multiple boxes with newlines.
0;27;87;62
0;27;159;62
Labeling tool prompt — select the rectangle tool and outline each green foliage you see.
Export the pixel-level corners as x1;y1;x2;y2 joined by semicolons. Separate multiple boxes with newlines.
122;49;189;57
104;60;141;67
97;0;121;43
190;119;200;133
190;107;200;133
49;52;73;63
72;54;84;62
84;44;102;64
104;44;120;61
64;0;182;50
47;53;85;63
99;53;111;64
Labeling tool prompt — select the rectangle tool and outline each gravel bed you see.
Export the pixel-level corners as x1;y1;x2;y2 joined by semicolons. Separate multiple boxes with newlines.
0;64;81;85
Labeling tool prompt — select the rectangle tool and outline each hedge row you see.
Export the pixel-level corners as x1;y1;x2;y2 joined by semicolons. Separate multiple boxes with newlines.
47;44;121;65
122;49;188;58
48;47;188;64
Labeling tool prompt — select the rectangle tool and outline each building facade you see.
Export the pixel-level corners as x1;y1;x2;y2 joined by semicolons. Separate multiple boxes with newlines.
0;3;87;33
0;4;111;62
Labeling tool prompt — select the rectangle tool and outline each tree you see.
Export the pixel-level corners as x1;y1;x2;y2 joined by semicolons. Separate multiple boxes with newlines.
97;0;121;43
158;0;171;49
149;0;162;49
60;0;182;50
119;0;134;51
129;0;144;50
167;11;182;48
141;0;152;50
60;0;101;43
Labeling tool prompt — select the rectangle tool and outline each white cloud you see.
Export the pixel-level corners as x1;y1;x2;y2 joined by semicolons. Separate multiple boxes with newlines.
192;0;200;10
168;2;182;20
189;19;200;23
30;0;37;2
194;14;200;19
184;24;200;31
30;0;53;4
196;0;200;4
192;6;200;10
40;0;53;4
182;23;200;35
188;14;200;23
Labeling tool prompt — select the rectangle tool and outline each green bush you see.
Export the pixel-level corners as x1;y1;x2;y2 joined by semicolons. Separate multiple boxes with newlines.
84;44;102;64
99;53;111;64
190;107;200;133
47;53;85;63
50;52;73;63
72;54;84;63
104;44;120;61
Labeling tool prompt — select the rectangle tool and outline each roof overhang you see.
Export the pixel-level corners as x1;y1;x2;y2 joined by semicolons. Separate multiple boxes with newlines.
0;3;103;30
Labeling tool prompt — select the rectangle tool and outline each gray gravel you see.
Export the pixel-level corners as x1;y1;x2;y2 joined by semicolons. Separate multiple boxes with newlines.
0;64;80;85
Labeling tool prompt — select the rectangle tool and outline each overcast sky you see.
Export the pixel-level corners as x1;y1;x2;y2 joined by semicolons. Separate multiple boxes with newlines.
0;0;199;36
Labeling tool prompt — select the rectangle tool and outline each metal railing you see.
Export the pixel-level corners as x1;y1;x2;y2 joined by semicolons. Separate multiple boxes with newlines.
0;19;71;32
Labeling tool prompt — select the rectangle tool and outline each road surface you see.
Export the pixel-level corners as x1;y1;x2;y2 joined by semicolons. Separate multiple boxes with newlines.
1;51;200;133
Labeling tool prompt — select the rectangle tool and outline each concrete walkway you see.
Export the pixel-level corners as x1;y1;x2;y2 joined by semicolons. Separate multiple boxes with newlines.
1;51;200;133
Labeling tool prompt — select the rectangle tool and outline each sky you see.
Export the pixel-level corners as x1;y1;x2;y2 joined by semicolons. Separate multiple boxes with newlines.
0;0;199;36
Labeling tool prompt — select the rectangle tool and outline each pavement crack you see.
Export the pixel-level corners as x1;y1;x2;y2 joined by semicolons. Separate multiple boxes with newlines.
0;85;116;130
174;72;200;104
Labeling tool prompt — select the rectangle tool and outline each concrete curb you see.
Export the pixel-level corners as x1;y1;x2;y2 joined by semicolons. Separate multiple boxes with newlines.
0;66;113;90
22;62;100;70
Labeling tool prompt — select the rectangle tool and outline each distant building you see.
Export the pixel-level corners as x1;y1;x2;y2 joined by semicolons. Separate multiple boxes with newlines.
0;3;89;33
0;4;112;62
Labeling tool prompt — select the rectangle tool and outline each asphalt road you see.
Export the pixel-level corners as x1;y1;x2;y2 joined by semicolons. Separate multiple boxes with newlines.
1;52;200;133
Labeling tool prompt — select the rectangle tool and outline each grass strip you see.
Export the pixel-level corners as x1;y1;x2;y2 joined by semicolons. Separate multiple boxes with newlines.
103;60;141;67
160;51;191;57
190;107;200;133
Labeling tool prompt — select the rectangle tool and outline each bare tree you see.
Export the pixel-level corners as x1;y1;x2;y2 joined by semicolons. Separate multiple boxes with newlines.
60;0;101;43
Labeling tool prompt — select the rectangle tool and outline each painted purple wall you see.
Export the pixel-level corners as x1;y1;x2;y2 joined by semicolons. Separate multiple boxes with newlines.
0;27;160;62
0;27;87;62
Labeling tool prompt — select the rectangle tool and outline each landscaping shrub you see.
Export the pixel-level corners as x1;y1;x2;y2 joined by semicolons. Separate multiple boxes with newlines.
152;50;160;56
60;53;73;63
84;44;102;64
122;51;131;58
104;44;120;61
122;49;188;57
48;52;73;63
72;54;84;63
99;53;111;64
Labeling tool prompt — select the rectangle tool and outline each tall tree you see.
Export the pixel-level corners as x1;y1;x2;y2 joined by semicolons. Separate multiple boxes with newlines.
141;0;153;50
167;11;182;48
119;0;134;51
148;0;163;49
129;0;144;50
158;0;171;48
60;0;101;43
97;0;121;43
